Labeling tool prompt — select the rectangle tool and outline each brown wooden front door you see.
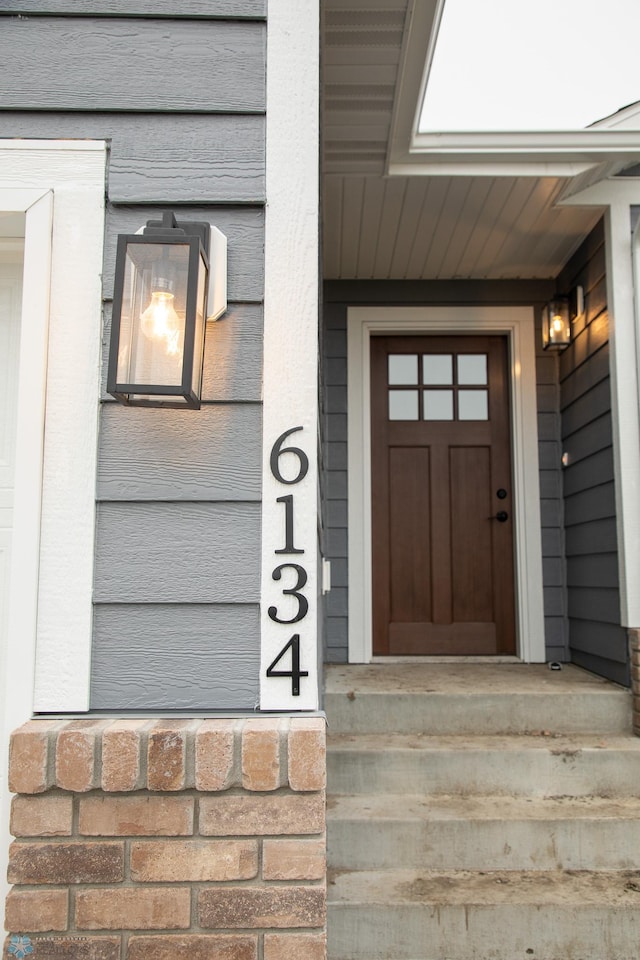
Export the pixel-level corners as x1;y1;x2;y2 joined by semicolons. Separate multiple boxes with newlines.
371;334;516;656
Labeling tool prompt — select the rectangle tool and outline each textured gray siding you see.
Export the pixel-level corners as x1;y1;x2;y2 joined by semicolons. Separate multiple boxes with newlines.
1;114;265;204
92;606;260;711
0;4;265;709
322;280;565;664
557;219;628;686
0;19;265;112
5;2;265;15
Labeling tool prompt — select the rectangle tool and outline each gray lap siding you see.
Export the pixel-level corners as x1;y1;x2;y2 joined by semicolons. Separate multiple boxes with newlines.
557;219;628;686
0;5;266;709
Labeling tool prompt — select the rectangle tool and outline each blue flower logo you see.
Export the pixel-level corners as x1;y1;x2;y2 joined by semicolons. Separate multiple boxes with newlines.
8;936;33;959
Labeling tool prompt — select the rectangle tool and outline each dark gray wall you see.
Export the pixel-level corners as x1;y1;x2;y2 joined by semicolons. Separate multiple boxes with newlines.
0;4;266;709
322;280;567;664
557;219;629;687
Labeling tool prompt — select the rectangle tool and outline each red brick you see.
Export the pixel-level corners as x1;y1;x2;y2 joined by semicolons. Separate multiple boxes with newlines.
76;889;190;931
5;889;68;932
79;796;193;836
288;719;326;791
264;933;326;960
102;720;148;792
199;887;325;929
200;793;324;836
130;840;258;882
127;935;257;960
8;841;124;885
10;796;73;837
147;721;193;791
9;721;59;794
262;839;326;880
4;937;121;960
195;720;236;791
56;721;105;792
241;719;281;791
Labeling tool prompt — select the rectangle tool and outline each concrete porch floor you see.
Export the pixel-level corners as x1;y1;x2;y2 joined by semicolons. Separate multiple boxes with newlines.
325;661;626;695
323;662;633;736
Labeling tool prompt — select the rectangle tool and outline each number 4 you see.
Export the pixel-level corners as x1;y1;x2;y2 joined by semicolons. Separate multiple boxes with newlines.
266;635;309;696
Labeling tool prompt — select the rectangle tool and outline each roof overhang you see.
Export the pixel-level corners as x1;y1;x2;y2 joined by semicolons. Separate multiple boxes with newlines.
390;130;640;179
321;0;640;281
387;0;640;180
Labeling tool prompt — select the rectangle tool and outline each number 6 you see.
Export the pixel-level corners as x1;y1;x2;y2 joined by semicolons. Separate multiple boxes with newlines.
270;426;309;485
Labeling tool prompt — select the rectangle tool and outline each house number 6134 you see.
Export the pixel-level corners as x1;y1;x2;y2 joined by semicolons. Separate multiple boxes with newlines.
266;426;309;696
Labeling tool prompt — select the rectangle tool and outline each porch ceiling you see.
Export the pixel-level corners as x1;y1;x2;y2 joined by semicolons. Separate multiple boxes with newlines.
321;0;605;281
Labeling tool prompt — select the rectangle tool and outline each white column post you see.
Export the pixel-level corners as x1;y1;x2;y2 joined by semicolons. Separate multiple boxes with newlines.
561;183;640;627
260;0;320;710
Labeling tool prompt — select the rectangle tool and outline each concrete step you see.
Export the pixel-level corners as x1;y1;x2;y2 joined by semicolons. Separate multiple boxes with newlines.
327;793;640;871
327;732;640;797
325;663;632;735
327;868;640;960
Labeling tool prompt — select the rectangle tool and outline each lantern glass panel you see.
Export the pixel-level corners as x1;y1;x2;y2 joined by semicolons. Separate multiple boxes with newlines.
116;241;190;389
190;251;208;399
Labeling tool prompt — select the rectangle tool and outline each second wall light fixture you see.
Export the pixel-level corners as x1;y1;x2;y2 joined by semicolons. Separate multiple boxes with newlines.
541;285;584;351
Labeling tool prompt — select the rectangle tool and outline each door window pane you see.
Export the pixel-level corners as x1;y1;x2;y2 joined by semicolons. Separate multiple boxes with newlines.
423;354;453;385
423;389;454;420
388;354;418;385
458;354;487;385
389;390;419;420
458;389;488;420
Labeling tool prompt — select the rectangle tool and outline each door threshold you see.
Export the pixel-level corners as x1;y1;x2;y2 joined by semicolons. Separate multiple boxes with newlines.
370;656;522;664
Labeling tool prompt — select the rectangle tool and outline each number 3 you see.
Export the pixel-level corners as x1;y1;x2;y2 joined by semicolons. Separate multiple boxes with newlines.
268;563;308;624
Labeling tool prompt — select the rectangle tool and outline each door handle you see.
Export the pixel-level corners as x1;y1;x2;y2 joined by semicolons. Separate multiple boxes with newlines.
489;511;509;522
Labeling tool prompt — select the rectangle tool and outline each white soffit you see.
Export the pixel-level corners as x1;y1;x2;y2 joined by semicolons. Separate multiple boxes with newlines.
323;171;605;280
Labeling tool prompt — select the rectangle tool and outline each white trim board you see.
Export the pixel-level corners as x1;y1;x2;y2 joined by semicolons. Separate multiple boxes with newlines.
259;0;320;710
0;142;105;719
347;306;545;664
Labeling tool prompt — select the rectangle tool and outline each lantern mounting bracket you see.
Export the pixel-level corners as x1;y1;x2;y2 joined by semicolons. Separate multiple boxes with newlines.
142;211;211;260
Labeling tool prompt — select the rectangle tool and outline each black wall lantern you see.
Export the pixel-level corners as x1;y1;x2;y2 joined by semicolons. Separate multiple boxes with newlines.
108;211;226;408
541;297;571;351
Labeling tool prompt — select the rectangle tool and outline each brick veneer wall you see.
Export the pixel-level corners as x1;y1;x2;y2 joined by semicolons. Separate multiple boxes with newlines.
4;717;326;960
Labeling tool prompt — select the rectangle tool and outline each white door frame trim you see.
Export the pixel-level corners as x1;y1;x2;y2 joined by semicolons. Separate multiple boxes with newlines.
347;305;545;663
0;142;106;718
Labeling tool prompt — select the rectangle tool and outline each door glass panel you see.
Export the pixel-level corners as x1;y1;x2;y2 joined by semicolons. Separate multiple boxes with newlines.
389;390;419;420
388;354;418;385
423;354;453;385
458;354;487;385
458;389;488;420
423;389;454;420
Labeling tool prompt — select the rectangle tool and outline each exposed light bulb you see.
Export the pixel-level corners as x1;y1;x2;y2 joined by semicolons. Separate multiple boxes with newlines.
140;290;181;356
552;315;564;333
